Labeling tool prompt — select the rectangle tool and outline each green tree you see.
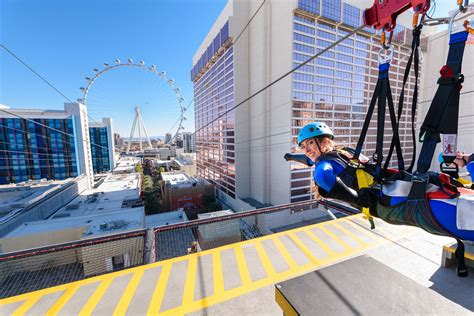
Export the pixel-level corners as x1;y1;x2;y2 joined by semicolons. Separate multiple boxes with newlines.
203;194;215;207
135;163;143;173
143;175;154;193
208;201;222;212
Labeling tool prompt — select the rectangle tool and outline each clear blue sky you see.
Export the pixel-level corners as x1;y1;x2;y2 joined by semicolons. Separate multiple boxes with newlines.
1;0;227;137
0;0;460;137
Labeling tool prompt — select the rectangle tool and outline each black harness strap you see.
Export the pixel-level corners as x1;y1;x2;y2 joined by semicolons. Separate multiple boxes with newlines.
407;31;469;277
383;25;422;174
354;62;404;183
417;31;468;174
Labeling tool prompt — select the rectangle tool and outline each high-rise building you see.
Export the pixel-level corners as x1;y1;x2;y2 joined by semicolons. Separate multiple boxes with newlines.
89;118;115;173
182;132;195;153
0;103;94;188
165;133;172;144
192;0;420;210
114;133;123;147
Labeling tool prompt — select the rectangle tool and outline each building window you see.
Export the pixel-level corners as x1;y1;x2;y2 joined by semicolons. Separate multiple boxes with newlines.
322;0;341;22
299;0;320;15
342;3;360;28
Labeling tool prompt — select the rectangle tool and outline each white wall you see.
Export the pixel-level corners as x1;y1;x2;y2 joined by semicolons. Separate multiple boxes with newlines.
234;0;296;206
65;102;93;189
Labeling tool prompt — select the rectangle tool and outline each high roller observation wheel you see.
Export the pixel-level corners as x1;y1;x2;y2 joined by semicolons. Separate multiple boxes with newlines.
77;58;187;144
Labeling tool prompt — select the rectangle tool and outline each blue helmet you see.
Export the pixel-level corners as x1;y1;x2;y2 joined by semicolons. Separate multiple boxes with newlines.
438;152;444;164
298;122;334;146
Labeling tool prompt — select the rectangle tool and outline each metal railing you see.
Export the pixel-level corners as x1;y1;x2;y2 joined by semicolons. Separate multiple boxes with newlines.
153;199;356;261
0;229;146;298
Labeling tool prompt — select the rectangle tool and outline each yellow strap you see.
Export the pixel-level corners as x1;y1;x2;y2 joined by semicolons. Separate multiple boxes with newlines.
356;168;374;222
457;176;473;187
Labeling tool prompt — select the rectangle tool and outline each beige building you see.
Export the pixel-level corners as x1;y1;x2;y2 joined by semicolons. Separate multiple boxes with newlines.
192;0;422;210
172;153;197;176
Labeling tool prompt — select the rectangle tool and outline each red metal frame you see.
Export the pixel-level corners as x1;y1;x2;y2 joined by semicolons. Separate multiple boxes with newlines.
364;0;431;31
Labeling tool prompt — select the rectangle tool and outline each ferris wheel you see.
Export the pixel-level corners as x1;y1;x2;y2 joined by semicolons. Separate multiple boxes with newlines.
77;58;187;147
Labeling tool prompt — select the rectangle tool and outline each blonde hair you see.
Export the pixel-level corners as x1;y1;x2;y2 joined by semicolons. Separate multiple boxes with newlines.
316;136;335;155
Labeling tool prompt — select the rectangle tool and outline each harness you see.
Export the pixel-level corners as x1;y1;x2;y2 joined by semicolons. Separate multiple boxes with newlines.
317;148;377;227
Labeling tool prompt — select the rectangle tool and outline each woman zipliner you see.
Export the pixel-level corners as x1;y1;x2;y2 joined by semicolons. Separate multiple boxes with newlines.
285;122;474;276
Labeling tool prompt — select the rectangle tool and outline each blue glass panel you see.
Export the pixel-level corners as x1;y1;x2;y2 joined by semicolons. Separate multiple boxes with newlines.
343;3;360;27
298;0;320;15
322;0;341;22
213;33;220;53
221;21;229;43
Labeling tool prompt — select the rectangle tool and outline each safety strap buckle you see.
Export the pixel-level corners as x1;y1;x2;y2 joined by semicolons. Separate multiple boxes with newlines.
437;74;464;85
407;172;429;200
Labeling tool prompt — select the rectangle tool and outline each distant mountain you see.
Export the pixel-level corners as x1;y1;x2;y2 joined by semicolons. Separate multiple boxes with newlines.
126;136;165;141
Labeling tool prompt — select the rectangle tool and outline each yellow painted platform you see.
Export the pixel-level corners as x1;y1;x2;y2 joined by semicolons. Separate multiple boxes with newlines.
0;214;398;316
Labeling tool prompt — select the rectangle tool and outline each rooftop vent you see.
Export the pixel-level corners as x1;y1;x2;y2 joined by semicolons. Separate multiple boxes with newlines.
66;203;79;210
86;196;97;203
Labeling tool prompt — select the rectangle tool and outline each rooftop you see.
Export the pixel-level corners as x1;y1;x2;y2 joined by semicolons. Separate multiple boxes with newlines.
172;156;194;166
198;210;234;219
2;207;145;239
113;157;141;173
0;179;72;221
51;173;142;218
162;171;198;188
1;173;144;242
145;209;188;228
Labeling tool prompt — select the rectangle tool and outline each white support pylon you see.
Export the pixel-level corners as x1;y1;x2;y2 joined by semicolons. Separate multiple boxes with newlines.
126;107;153;154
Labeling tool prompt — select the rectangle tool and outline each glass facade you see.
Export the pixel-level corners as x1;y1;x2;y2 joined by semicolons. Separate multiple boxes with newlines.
291;0;418;202
0;118;78;184
89;127;111;173
191;22;230;82
192;23;235;199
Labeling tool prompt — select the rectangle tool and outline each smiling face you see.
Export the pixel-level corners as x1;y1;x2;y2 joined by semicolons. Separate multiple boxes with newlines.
300;137;320;162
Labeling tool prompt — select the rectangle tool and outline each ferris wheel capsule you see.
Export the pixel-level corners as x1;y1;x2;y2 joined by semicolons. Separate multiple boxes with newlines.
167;79;174;85
128;58;133;64
115;59;121;64
149;65;156;71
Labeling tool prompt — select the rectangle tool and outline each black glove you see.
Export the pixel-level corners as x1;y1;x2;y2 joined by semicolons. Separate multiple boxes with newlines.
284;153;312;166
320;178;380;213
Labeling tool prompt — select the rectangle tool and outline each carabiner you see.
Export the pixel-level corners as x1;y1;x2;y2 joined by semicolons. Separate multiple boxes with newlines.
448;3;474;37
378;44;394;65
380;30;393;49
